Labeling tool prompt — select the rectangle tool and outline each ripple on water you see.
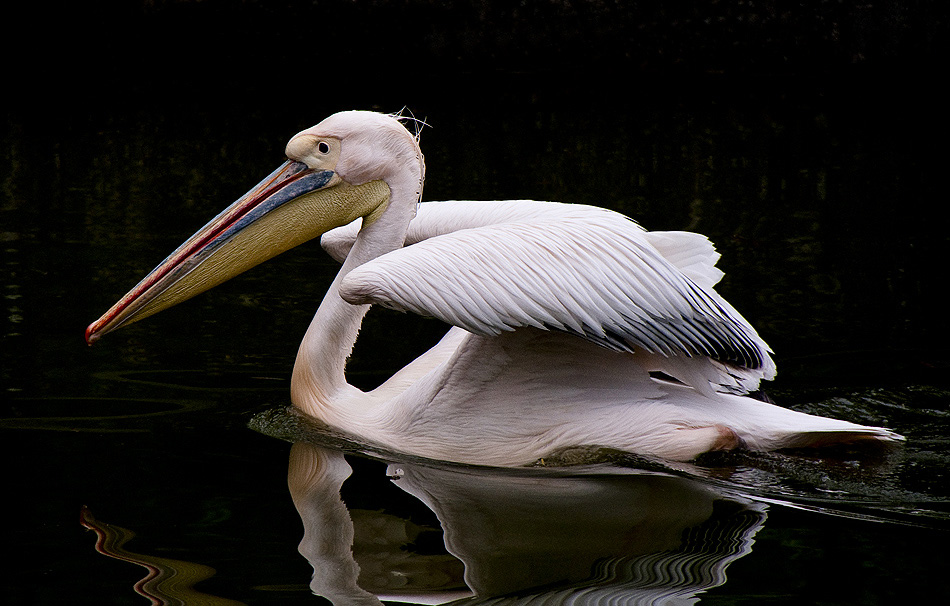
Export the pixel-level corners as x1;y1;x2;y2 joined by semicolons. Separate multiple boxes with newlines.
93;369;289;392
0;396;214;432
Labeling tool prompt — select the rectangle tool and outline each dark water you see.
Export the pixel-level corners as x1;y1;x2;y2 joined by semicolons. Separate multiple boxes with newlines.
4;3;950;604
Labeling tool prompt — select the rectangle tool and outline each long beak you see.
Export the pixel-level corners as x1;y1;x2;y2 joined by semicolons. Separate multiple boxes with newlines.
85;160;389;345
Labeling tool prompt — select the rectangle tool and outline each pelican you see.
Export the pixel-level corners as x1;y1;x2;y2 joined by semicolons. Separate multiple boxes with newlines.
86;110;902;465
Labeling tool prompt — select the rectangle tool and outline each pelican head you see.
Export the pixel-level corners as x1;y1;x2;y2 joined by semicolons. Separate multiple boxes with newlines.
85;111;424;344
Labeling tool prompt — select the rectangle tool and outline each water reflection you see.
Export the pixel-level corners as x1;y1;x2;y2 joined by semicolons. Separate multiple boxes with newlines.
286;438;767;605
81;506;245;606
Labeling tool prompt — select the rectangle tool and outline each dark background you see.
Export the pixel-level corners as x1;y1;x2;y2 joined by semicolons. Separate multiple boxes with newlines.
5;0;949;380
7;0;949;104
5;1;949;131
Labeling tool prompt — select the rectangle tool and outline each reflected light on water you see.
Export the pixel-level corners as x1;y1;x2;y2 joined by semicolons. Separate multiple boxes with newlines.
269;405;771;605
80;506;245;606
287;440;766;605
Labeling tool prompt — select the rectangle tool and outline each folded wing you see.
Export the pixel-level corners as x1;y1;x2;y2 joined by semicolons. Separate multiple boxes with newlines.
333;201;775;389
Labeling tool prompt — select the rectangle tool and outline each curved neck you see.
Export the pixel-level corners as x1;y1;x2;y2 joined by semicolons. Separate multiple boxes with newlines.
290;182;417;420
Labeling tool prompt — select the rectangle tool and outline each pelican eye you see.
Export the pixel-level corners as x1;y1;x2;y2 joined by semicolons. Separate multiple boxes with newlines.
317;141;331;154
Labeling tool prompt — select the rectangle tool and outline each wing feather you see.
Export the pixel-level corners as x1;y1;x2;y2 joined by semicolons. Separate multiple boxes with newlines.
337;201;774;377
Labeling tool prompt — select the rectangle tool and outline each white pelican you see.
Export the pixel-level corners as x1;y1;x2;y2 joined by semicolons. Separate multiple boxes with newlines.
86;110;903;465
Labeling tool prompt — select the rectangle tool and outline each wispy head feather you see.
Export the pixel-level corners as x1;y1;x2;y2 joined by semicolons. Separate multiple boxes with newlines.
390;107;430;145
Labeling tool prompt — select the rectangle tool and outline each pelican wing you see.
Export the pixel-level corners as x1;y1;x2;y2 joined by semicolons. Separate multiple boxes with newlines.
337;201;774;376
325;201;726;289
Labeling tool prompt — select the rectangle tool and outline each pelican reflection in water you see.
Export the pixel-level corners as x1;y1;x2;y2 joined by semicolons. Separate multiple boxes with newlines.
86;110;902;465
286;439;768;605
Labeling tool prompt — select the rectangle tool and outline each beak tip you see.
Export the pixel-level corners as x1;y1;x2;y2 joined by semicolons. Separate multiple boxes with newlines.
85;323;101;346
